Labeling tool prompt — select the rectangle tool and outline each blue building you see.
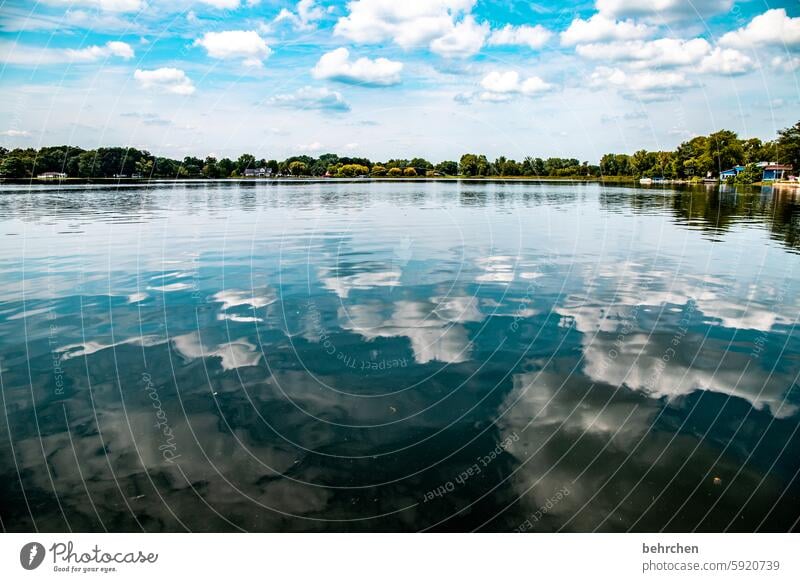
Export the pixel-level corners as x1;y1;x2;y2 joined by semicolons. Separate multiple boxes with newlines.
762;165;792;181
720;165;745;179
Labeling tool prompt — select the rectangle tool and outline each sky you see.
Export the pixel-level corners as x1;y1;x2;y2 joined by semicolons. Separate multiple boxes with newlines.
0;0;799;163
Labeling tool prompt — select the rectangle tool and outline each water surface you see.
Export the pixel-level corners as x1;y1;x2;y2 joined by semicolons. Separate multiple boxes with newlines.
1;181;799;532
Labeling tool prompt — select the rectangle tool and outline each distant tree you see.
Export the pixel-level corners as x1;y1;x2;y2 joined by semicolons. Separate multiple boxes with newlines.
387;167;403;177
742;138;765;165
409;157;432;173
705;130;744;174
459;154;478;176
630;149;657;177
385;159;408;169
435;160;458;175
236;154;256;174
403;167;417;177
202;156;220;178
181;156;203;178
371;165;387;176
338;164;369;177
777;120;800;170
734;163;762;184
217;158;235;177
0;154;31;178
136;158;154;177
288;161;308;176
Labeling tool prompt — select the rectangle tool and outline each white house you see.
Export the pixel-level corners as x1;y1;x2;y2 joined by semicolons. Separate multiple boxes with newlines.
243;167;272;178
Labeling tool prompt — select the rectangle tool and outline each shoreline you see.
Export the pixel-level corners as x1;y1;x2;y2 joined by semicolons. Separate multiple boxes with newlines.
0;176;788;190
0;176;767;185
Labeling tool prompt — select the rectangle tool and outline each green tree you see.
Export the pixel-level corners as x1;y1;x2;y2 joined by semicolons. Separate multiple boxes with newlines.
403;167;417;177
0;154;31;178
202;156;220;178
387;167;403;177
409;157;432;174
236;154;256;174
371;165;387;176
459;154;478;176
705;130;743;174
734;163;762;185
777;121;800;170
182;156;203;178
288;161;308;176
337;164;369;177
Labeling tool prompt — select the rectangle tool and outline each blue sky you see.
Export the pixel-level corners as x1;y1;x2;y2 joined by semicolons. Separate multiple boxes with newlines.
0;0;798;162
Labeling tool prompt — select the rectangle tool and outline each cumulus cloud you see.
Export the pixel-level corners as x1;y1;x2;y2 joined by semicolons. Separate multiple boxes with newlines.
311;47;403;86
479;70;554;102
596;0;732;23
576;38;711;68
575;36;755;78
297;141;324;152
134;68;196;95
719;9;800;49
488;24;552;49
197;0;244;8
269;86;350;111
65;40;134;61
194;30;271;67
42;0;145;12
561;14;653;45
429;15;488;58
0;129;31;137
274;0;325;31
334;0;486;57
698;47;755;76
0;40;134;65
589;66;692;101
771;55;800;72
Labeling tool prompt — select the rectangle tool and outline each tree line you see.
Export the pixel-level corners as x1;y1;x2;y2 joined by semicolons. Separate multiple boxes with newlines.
599;121;799;181
1;121;797;180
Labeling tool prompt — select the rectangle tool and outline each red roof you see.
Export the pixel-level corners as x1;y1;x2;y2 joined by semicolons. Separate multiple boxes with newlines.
764;164;793;170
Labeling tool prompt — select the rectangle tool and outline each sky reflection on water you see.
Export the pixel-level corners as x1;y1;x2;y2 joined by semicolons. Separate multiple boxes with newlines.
0;181;798;532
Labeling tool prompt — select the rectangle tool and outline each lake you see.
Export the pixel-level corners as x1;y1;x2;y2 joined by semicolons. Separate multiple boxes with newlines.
0;180;799;532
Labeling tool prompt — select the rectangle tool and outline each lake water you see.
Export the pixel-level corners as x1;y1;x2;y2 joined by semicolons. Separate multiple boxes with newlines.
1;181;799;532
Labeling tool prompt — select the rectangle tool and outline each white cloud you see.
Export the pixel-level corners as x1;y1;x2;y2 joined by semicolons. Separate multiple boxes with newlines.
0;40;134;65
771;55;800;72
42;0;145;12
134;68;196;95
430;15;488;58
334;0;485;57
698;47;755;76
576;38;711;69
488;24;551;49
274;0;325;31
479;70;554;102
561;14;653;45
297;141;324;152
311;47;403;86
589;66;692;100
197;0;241;8
719;9;800;49
65;40;134;61
194;30;271;67
269;86;350;111
596;0;732;23
0;129;30;137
